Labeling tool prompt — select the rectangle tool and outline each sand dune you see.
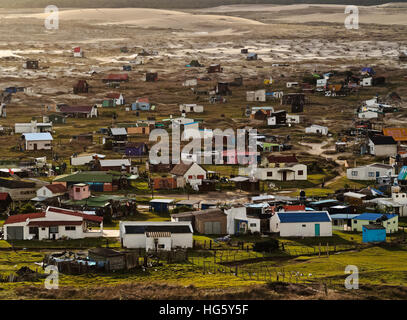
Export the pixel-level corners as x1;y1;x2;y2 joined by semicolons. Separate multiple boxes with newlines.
196;4;407;25
2;8;264;30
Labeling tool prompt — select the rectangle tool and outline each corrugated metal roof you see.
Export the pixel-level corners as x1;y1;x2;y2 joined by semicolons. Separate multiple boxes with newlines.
330;214;360;220
353;213;397;221
110;128;127;135
22;132;53;141
277;211;331;223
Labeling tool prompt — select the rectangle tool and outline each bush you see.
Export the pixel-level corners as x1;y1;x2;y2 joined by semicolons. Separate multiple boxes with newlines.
252;239;279;253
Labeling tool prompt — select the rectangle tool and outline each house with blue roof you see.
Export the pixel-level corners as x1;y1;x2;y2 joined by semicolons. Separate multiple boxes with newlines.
270;211;332;237
21;132;53;151
351;213;398;233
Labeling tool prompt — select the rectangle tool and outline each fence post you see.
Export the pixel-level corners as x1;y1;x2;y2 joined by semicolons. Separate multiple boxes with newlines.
318;243;321;257
326;243;329;257
210;240;212;250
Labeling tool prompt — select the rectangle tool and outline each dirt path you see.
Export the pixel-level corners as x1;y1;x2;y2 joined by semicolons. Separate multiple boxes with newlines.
299;140;348;187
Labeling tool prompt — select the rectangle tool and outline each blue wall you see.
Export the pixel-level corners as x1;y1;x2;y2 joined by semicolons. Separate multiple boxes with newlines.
362;227;386;243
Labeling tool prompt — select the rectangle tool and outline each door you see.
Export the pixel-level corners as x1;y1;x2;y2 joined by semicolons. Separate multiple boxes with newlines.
315;224;320;236
282;171;287;181
33;143;37;151
204;222;213;234
7;226;24;240
212;222;221;235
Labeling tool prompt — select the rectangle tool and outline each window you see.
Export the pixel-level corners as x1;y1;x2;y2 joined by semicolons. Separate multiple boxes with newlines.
267;171;273;177
188;175;193;179
65;226;76;231
351;171;358;176
250;223;256;227
368;172;374;177
298;170;304;176
302;224;306;227
49;226;58;233
75;188;80;192
41;228;46;231
158;244;165;249
29;227;37;234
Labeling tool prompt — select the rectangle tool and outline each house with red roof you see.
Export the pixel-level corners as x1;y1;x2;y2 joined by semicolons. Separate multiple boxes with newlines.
73;47;84;58
35;184;67;199
59;105;98;118
3;206;103;240
0;192;12;212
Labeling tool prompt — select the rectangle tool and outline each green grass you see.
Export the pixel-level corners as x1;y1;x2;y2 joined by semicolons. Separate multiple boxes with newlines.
4;238;120;249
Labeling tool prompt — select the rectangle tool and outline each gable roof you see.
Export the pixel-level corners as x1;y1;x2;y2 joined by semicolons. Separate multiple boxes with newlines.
46;206;103;223
170;163;194;176
353;213;397;221
267;154;298;164
369;134;396;145
22;132;53;141
0;192;10;201
4;212;46;225
59;105;94;114
110;127;127;136
44;184;67;194
277;211;331;223
106;93;122;99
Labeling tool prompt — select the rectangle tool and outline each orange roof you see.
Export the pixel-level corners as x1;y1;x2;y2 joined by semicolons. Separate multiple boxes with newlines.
383;128;407;141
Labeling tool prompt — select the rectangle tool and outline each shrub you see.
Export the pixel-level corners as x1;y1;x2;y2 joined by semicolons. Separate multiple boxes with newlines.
252;239;279;253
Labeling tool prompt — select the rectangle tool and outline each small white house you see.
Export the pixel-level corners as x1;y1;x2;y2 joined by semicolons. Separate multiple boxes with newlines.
347;163;395;181
15;120;53;134
286;114;300;124
21;132;53;151
224;206;261;235
119;221;193;251
35;184;67;199
270;211;332;237
267;117;276;126
170;162;207;186
179;104;204;113
183;79;197;87
239;164;307;181
3;206;103;240
316;79;327;88
360;77;372;87
246;89;266;102
305;125;328;135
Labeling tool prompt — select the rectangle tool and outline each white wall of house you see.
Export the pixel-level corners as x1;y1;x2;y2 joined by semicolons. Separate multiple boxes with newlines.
346;165;394;181
286;114;300;124
305;125;328;135
267;117;276;126
358;111;379;119
246;90;266;102
183;163;207;182
368;140;397;157
239;164;307;181
25;139;52;151
36;186;54;198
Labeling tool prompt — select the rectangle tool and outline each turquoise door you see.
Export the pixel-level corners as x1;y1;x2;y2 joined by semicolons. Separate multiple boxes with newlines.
315;224;320;236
